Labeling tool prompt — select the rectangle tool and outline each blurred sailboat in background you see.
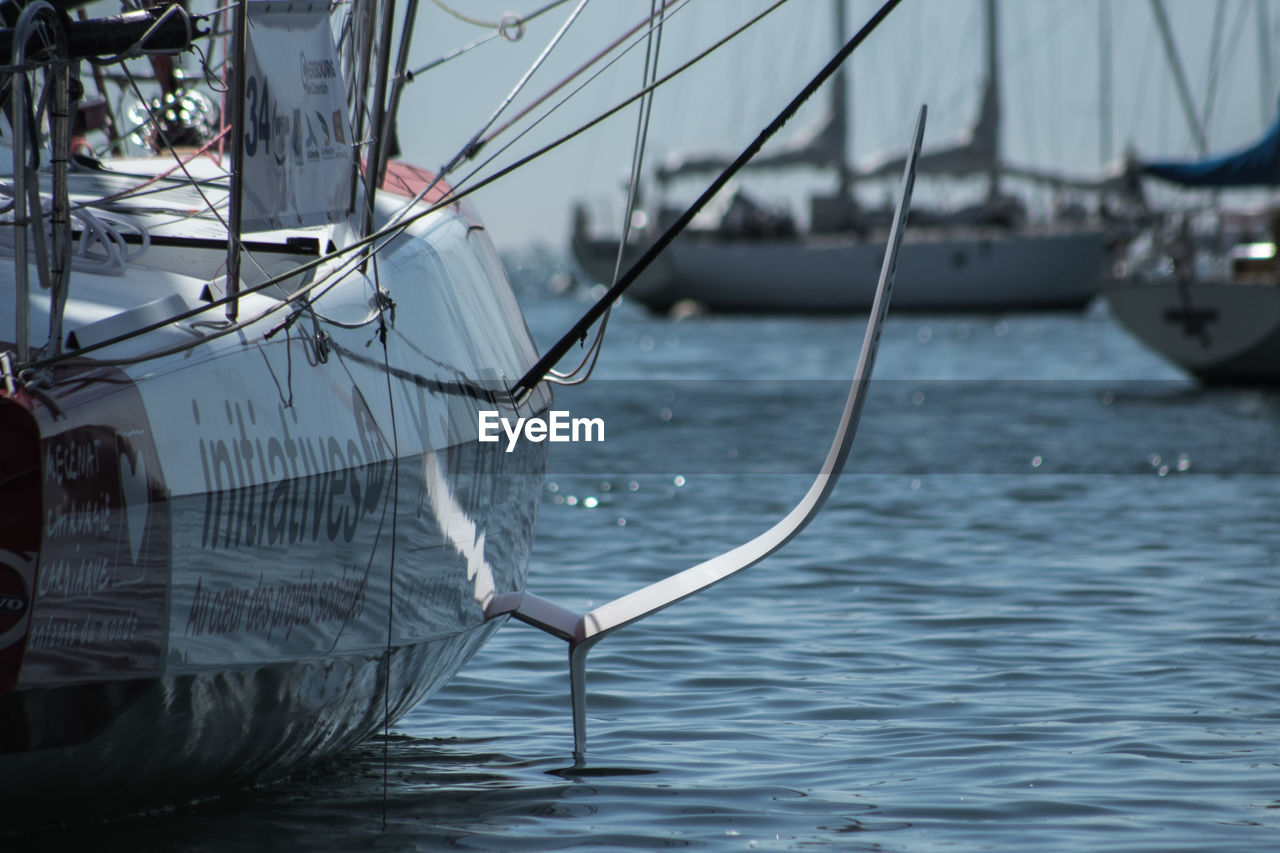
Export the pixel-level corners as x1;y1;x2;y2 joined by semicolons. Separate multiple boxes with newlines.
571;0;1116;314
1107;112;1280;383
1106;0;1280;383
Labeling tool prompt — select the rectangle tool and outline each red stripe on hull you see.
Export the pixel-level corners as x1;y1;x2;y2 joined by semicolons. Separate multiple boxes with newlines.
379;160;453;204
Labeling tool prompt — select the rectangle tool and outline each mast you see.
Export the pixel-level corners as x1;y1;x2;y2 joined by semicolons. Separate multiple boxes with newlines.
1259;0;1275;122
347;0;379;224
1149;0;1209;156
984;0;1001;199
362;0;399;245
1202;1;1227;131
832;0;852;200
225;0;248;321
1099;0;1112;164
378;0;422;185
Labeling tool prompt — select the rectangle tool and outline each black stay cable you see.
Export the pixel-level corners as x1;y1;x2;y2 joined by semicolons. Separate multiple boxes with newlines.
17;0;789;374
18;0;904;379
511;0;907;398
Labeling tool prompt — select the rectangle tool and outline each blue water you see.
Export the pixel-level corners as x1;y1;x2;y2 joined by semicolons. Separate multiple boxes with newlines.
31;283;1280;850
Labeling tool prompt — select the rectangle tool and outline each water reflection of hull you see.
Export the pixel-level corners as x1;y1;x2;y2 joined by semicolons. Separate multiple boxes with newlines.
0;195;549;823
4;632;501;820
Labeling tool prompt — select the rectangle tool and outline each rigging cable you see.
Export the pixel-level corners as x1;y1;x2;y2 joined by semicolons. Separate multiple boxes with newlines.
510;0;908;398
1204;0;1253;133
18;0;812;374
456;0;591;163
429;0;497;29
549;0;666;385
382;0;693;240
478;0;683;150
367;0;591;228
373;250;400;829
406;0;574;76
1203;1;1227;134
118;64;274;285
427;0;536;38
374;0;603;247
78;126;230;206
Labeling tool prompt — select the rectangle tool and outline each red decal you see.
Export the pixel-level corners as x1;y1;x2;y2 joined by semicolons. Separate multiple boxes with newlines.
18;365;170;688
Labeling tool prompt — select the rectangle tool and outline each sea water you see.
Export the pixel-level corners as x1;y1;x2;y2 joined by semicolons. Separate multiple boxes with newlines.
24;281;1280;851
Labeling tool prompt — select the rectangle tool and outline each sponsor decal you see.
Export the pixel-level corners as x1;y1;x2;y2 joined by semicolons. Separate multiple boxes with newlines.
183;567;367;641
26;428;165;666
193;387;391;551
20;366;170;688
241;4;351;228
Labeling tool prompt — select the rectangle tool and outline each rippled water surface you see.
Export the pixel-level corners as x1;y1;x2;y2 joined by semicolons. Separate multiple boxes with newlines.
22;287;1280;851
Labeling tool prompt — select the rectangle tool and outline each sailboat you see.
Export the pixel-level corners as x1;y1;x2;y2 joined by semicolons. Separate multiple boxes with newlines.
1105;112;1280;383
571;0;1111;314
0;0;555;822
1104;0;1280;384
0;0;924;825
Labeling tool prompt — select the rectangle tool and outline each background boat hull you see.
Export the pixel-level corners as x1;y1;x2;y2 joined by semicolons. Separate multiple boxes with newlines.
1106;282;1280;383
574;227;1108;313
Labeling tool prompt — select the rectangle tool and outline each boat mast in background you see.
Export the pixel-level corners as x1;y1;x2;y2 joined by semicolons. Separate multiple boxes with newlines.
1149;0;1210;156
571;0;1112;314
1259;0;1276;122
832;0;854;207
984;0;1001;200
1100;0;1113;165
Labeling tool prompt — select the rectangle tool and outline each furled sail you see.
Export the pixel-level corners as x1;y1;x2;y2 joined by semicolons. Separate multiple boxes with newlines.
1141;112;1280;187
861;77;999;180
656;103;847;182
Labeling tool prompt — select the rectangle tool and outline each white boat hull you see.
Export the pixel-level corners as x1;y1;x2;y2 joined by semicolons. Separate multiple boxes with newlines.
574;226;1107;313
0;181;550;822
1105;282;1280;383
